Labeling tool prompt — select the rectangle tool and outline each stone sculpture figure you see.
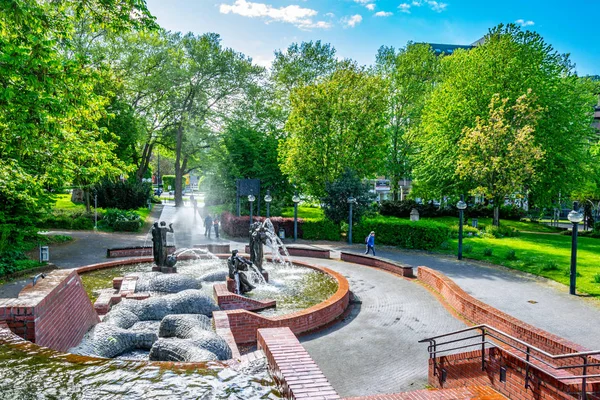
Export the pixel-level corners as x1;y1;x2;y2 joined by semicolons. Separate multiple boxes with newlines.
227;250;255;294
151;221;175;268
249;222;268;272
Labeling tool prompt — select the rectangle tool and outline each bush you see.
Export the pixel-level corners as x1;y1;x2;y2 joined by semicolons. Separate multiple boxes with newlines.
353;216;450;250
463;244;473;254
99;209;142;232
302;219;340;241
541;261;560;271
439;241;450;250
322;168;376;224
506;250;517;260
483;248;493;256
93;179;151;210
593;274;600;283
449;224;479;238
162;175;175;191
38;209;95;230
380;199;455;218
482;224;519;238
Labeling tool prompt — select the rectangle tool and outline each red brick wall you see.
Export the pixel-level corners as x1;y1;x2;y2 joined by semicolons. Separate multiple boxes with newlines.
417;266;600;371
429;348;600;400
0;270;99;352
214;283;276;311
257;327;340;399
340;252;414;277
245;245;331;259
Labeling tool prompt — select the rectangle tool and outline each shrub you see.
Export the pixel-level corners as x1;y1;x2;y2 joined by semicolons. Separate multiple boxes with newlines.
380;199;455;218
482;224;519;238
93;179;151;210
38;209;95;230
161;175;176;191
593;274;600;283
99;209;142;232
506;250;517;260
353;216;450;250
322;168;376;224
541;261;560;271
463;244;473;254
483;248;493;256
302;219;340;241
439;241;450;250
449;224;479;238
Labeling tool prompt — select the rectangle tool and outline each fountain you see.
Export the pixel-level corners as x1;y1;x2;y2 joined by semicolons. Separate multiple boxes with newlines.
151;221;177;273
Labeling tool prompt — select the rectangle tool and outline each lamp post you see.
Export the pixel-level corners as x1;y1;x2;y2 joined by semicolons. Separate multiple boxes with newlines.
568;201;583;295
264;190;272;218
248;195;255;227
456;195;467;260
347;197;356;244
292;193;300;241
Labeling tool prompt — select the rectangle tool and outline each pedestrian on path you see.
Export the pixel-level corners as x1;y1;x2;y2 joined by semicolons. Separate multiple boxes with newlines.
213;215;220;238
365;231;375;256
204;214;213;238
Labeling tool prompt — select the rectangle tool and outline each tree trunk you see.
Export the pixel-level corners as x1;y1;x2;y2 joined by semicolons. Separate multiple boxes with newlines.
84;189;91;213
493;204;500;227
136;142;154;182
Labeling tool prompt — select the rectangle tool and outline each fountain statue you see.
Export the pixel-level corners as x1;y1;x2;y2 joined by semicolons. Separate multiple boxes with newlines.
227;250;255;294
249;222;268;272
151;221;177;270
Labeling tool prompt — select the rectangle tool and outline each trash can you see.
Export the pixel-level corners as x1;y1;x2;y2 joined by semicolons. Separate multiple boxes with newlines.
472;218;478;228
278;228;285;239
39;246;49;262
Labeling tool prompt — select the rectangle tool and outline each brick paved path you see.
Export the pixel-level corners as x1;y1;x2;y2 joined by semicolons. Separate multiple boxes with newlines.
298;257;467;398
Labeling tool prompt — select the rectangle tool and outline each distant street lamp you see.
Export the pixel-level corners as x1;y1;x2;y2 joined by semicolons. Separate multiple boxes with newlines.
567;201;583;295
248;194;255;226
264;190;273;218
456;195;467;260
347;197;356;245
292;193;301;241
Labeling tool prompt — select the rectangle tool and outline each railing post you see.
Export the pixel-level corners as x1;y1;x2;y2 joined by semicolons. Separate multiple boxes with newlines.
480;328;486;371
581;356;588;400
525;346;531;389
432;339;438;377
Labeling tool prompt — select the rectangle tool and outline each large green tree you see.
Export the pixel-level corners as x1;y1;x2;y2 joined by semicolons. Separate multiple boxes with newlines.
375;42;440;200
0;0;154;225
412;24;597;207
280;62;388;198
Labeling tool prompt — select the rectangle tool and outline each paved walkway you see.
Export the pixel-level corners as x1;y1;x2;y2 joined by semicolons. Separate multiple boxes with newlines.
298;257;467;398
319;244;600;351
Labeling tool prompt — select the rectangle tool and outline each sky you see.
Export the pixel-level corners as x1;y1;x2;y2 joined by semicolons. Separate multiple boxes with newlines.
145;0;599;76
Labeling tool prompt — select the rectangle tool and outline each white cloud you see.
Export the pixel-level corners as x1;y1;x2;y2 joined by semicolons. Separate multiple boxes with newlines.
353;0;370;3
219;0;331;29
426;0;447;12
374;11;393;17
398;3;411;13
515;19;535;27
343;14;363;27
366;3;376;10
252;54;275;68
411;0;422;5
325;12;335;18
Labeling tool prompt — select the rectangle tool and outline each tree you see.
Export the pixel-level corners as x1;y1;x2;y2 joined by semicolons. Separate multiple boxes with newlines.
412;24;597;207
456;91;544;226
375;43;440;200
280;62;388;198
0;0;154;225
322;169;375;225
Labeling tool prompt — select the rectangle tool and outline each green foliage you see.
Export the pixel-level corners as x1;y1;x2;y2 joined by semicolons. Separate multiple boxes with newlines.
449;224;479;237
93;179;151;210
439;241;450;250
162;175;176;191
280;61;389;198
541;261;560;271
380;199;455;218
463;244;473;254
353;216;451;250
483;247;493;256
593;274;600;284
99;209;142;231
506;250;518;260
483;225;520;238
322;169;376;225
301;219;340;241
39;210;95;230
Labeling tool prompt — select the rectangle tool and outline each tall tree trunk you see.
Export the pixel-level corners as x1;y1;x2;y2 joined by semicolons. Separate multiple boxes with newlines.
174;124;184;207
136;142;154;182
493;201;500;227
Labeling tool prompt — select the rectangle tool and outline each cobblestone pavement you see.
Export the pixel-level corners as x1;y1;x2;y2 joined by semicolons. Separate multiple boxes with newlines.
298;257;467;398
321;244;600;351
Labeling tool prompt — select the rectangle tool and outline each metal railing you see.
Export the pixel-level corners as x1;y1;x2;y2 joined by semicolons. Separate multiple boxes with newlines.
419;324;600;400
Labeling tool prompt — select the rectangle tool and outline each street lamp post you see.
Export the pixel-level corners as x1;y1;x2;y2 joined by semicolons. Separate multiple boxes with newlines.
292;193;300;241
248;195;255;227
456;195;467;260
347;197;356;245
264;190;272;218
568;201;583;295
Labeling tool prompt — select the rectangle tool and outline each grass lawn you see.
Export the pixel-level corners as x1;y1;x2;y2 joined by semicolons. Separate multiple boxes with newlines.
436;233;600;296
281;206;325;219
422;216;563;233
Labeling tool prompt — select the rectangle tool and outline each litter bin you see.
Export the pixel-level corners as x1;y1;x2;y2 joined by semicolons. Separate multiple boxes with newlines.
472;218;478;228
278;228;285;239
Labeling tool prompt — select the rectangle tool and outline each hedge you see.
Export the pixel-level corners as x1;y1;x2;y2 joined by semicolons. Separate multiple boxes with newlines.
353;216;450;250
220;212;341;241
380;200;527;221
39;210;95;230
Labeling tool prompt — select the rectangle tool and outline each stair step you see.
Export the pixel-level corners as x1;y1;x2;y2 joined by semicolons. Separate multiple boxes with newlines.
344;385;507;400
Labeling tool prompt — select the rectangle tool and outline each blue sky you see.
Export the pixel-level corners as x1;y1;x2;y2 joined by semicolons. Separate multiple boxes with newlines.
145;0;599;76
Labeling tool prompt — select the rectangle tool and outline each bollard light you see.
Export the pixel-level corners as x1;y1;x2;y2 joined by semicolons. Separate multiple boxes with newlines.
457;195;467;260
248;194;256;226
264;190;273;218
567;202;583;295
292;193;300;241
347;197;356;244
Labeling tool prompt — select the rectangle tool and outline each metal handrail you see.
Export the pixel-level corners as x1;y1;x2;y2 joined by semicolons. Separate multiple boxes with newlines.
419;324;600;400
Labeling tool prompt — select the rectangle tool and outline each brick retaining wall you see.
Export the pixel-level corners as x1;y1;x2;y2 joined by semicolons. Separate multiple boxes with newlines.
214;283;276;311
106;246;175;258
0;270;99;352
340;252;414;278
245;245;331;259
258;327;340;399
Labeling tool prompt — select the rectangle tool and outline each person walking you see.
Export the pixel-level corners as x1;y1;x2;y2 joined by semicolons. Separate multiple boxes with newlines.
204;214;213;238
365;231;376;256
213;215;220;239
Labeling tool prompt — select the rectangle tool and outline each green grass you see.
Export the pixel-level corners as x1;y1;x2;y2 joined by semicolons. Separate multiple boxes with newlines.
436;233;600;296
421;216;563;233
281;206;325;219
